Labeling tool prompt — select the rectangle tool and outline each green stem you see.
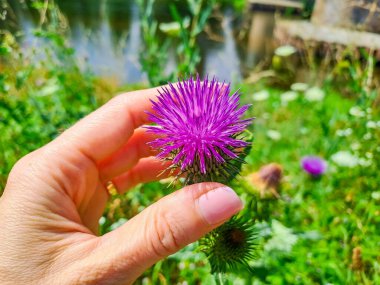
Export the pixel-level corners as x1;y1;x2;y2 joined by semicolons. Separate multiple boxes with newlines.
216;272;224;285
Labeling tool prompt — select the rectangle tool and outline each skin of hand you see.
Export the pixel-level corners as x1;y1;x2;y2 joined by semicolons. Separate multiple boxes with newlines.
0;87;243;285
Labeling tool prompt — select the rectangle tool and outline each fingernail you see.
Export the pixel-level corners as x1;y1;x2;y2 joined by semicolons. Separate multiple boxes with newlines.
197;187;243;225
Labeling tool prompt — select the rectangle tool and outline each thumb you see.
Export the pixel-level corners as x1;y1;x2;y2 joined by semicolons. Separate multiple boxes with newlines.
89;182;243;284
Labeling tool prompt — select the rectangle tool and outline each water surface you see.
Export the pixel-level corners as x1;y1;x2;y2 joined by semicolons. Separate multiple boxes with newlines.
7;0;250;84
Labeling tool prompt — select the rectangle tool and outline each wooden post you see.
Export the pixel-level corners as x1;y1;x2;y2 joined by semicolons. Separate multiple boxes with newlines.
247;12;275;67
247;0;303;67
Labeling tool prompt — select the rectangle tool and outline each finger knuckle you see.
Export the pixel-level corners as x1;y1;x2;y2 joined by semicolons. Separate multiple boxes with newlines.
150;207;183;257
7;149;40;182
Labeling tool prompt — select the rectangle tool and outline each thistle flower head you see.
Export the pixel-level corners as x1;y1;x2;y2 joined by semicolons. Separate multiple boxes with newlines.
247;163;283;198
198;216;258;274
147;75;252;184
301;156;327;177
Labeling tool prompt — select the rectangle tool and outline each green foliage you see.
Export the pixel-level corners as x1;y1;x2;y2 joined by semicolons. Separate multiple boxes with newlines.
236;81;380;284
215;0;246;12
137;0;174;86
170;0;214;76
0;2;98;189
301;0;315;18
138;0;215;86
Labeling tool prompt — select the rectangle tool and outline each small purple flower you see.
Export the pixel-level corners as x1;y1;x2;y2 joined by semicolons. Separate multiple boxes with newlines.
146;75;252;183
301;156;327;176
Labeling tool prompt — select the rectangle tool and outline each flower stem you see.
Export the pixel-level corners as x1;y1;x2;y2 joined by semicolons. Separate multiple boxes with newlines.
216;272;224;285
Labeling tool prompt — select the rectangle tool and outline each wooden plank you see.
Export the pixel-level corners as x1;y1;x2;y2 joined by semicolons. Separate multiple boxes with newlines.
249;0;303;9
275;19;380;50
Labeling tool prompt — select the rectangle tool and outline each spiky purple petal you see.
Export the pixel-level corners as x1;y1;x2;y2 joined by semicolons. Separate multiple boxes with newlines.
147;75;252;177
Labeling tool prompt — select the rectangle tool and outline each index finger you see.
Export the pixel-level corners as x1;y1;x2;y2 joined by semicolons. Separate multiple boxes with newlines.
56;86;161;163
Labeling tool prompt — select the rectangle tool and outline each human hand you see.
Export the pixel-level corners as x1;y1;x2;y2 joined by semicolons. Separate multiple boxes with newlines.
0;87;243;284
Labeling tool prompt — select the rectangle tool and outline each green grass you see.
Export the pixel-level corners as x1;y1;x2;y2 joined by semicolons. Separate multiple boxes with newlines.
236;85;380;284
1;57;379;283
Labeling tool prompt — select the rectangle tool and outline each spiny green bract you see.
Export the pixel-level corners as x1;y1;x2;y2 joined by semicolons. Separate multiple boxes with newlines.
198;216;259;274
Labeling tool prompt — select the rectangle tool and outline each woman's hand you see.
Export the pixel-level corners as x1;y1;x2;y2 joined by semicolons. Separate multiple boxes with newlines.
0;87;243;284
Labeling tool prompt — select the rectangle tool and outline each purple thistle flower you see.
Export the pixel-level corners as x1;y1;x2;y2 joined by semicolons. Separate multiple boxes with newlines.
301;156;327;177
146;75;252;184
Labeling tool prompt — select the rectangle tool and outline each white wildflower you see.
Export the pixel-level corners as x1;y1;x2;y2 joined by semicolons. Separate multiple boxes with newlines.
350;142;361;150
336;128;353;137
364;133;372;140
366;121;377;129
349;106;365;117
366;152;373;159
252;90;269;101
359;158;372;167
281;91;298;103
178;262;186;270
305;87;325;102
291;82;309;92
267;130;281;141
264;220;298;253
274;45;297;57
331;151;359;168
372;192;380;201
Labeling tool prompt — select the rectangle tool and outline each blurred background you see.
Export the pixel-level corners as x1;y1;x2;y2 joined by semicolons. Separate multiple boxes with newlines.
1;0;379;284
